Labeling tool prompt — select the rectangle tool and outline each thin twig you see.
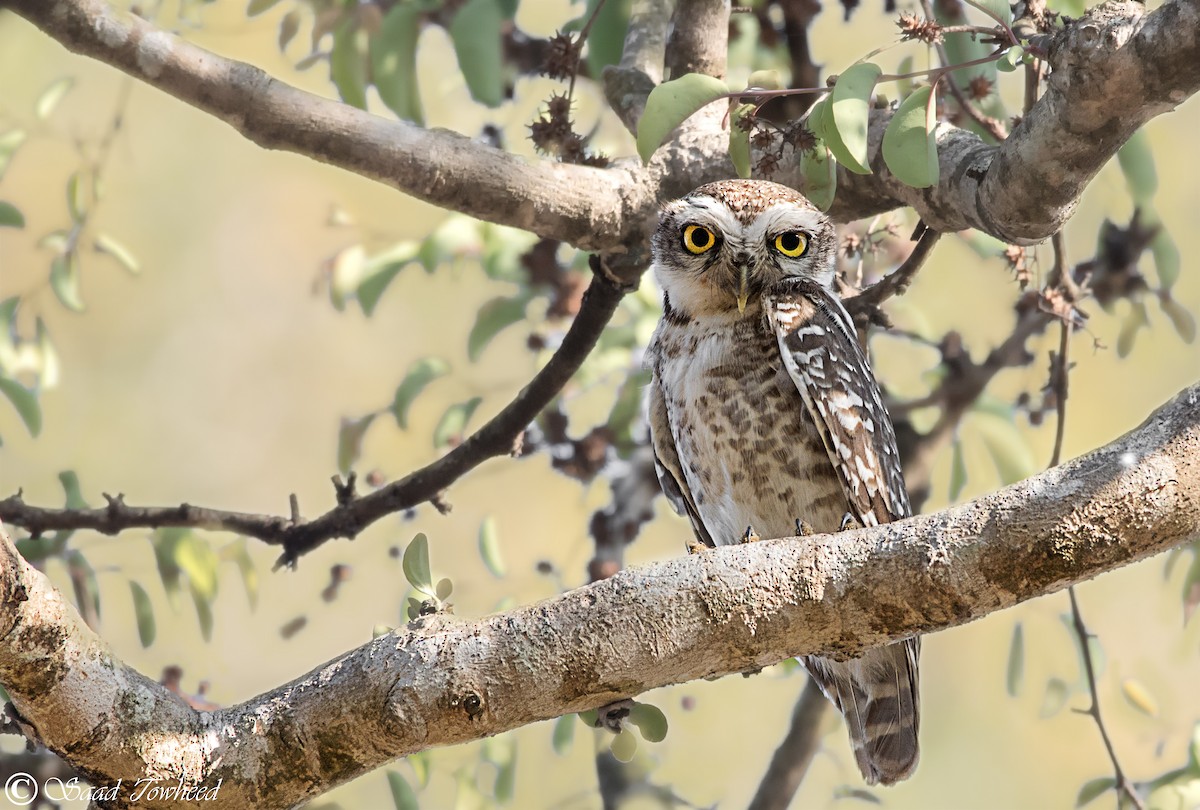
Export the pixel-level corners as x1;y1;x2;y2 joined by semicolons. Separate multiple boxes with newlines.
844;226;942;330
920;0;1008;141
747;678;829;810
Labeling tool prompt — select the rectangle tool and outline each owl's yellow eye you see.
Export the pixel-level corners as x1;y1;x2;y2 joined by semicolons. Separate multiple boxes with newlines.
773;231;809;257
682;224;717;255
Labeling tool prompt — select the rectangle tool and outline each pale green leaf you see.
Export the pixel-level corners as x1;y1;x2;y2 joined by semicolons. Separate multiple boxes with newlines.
130;581;157;647
629;702;668;743
357;240;421;316
610;729;638;762
552;714;575;754
826;62;882;174
387;770;420;810
882;85;939;188
0;376;41;436
493;754;516;803
152;528;188;604
94;233;140;274
434;397;482;448
1152;228;1181;290
468;296;528;362
337;413;376;474
403;533;433;594
972;410;1036;485
391;357;450;429
35;77;73;120
223;537;259;609
478;516;506;578
0;130;27;182
1039;677;1070;718
746;69;783;90
191;584;214;641
331;19;369;109
799;145;837;211
58;470;87;510
729;103;754;179
247;0;283;15
0;201;24;228
1118;131;1157;205
435;577;453;600
1076;777;1116;808
329;244;365;312
66;171;86;223
50;253;85;312
1161;297;1196;343
1122;678;1159;716
996;45;1024;72
175;533;220;601
636;73;729;163
409;751;431;787
372;5;425;123
1006;623;1024;697
1188;722;1200;772
584;0;628;77
449;0;504;107
578;709;598;727
1117;299;1149;358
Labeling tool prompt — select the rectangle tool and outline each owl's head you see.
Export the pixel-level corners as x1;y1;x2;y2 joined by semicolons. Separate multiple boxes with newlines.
651;179;836;319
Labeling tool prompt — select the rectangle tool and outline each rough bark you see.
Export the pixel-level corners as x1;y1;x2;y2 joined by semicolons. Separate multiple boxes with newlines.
2;383;1197;809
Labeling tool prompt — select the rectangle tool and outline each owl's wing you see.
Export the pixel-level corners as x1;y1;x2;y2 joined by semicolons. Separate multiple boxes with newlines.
648;373;716;548
765;277;911;526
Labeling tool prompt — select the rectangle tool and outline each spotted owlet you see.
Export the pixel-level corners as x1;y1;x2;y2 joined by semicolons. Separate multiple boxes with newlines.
646;179;920;785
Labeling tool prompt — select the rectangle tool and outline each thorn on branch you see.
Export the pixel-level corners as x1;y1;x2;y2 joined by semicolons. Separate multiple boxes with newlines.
289;494;301;525
331;473;357;507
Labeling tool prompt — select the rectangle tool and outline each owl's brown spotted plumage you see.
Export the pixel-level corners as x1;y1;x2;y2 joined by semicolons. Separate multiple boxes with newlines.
646;179;920;785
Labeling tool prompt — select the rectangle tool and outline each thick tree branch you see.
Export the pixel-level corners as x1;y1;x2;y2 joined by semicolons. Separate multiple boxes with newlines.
2;383;1197;808
0;271;628;566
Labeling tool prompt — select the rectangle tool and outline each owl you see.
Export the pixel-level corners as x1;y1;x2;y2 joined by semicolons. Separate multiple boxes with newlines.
645;179;920;785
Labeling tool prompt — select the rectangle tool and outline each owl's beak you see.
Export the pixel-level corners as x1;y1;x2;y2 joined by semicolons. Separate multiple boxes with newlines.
736;266;751;313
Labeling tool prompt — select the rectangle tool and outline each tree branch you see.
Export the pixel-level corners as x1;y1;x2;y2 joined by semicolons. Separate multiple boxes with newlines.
747;678;829;810
0;270;628;566
2;382;1197;808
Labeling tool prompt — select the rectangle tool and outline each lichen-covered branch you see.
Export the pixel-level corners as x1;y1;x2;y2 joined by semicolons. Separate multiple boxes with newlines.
2;383;1197;809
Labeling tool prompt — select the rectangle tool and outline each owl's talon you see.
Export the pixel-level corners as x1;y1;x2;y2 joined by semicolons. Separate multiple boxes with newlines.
741;525;761;544
795;518;816;536
838;512;859;532
593;699;634;733
686;540;710;554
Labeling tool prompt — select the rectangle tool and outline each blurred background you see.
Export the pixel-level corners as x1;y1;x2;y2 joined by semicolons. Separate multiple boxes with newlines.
1;0;1198;807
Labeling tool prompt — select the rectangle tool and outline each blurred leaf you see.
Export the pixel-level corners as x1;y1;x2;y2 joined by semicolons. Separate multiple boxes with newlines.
1151;229;1181;290
996;45;1024;72
746;69;783;90
50;253;85;312
175;533;220;601
826;62;881;174
1060;612;1107;686
610;729;638;763
1039;677;1070;718
279;9;301;50
1076;777;1116;808
882;85;939;188
1117;299;1149;358
406;597;422;621
1182;551;1200;624
585;0;628;77
972;411;1036;485
223;537;259;609
974;0;1013;23
636;73;728;163
960;230;1008;259
552;714;575;754
455;771;487;810
357;241;421;316
468;296;528;362
403;533;433;594
1006;623;1024;697
1189;723;1200;772
152;528;188;604
449;0;504;107
434;396;482;448
0;201;24;228
1118;131;1157;205
58;470;87;509
35;77;73;120
1147;776;1200;810
493;754;516;803
578;709;598;727
67;550;101;623
337;413;377;474
329;244;365;311
66;171;86;222
800;144;837;211
629;702;668;743
0;130;26;181
191;584;214;641
409;751;431;787
949;438;967;501
607;368;651;444
129;581;157;647
418;217;479;273
0;376;41;436
247;0;283;15
478;517;506;578
435;577;453;600
729;103;754;179
94;233;140;274
1161;297;1196;344
373;624;394;638
1121;678;1158;716
391;357;450;429
372;5;425;123
387;770;420;810
895;55;914;97
832;786;882;804
331;19;369;109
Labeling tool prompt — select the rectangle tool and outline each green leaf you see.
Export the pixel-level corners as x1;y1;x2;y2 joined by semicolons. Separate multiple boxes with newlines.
1039;677;1070;718
130;581;157;647
746;69;783;90
636;73;729;163
468;296;528;362
1161;296;1196;343
1151;228;1181;290
1117;299;1149;358
372;4;425;124
729;103;754;179
94;233;140;274
433;396;482;448
552;714;575;754
387;770;420;810
478;516;506;578
0;376;41;436
610;729;638;762
50;253;85;312
629;702;668;743
66;171;86;222
403;533;433;595
1118;131;1157;205
58;470;87;510
175;533;220;601
409;751;432;787
191;584;214;641
972;410;1035;485
578;709;599;727
0;201;24;228
949;438;968;501
223;537;259;609
1121;678;1159;716
67;550;101;623
331;19;369;109
35;77;73;120
494;754;516;803
0;130;27;182
585;0;629;77
152;528;188;604
882;85;939;188
391;358;450;429
435;577;453;600
826;62;881;174
895;55;914;97
337;413;377;474
449;0;505;107
328;244;365;312
1006;623;1024;697
1076;777;1116;808
996;45;1024;72
357;241;421;316
799;145;837;211
247;0;283;16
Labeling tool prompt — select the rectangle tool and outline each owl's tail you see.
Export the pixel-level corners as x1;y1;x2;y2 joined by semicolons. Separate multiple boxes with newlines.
803;639;921;786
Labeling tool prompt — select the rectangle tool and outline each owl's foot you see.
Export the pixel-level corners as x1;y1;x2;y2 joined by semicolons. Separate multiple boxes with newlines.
741;525;762;544
838;512;860;532
794;518;816;536
592;699;634;733
686;539;710;554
